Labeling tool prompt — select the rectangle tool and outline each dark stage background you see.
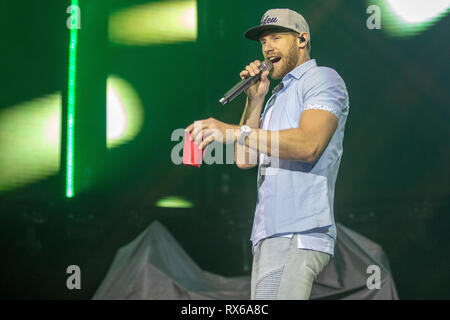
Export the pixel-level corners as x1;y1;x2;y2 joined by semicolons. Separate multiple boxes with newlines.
0;0;449;299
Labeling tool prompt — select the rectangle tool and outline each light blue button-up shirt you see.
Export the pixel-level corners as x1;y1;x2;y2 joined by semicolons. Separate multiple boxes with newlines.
251;59;349;256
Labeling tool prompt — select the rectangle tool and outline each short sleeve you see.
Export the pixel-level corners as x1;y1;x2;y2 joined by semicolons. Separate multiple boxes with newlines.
301;67;348;119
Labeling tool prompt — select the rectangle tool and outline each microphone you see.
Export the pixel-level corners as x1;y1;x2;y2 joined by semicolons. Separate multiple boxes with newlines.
219;60;273;105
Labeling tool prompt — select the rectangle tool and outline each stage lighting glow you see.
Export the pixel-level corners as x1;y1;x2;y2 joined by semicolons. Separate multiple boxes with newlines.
107;76;144;148
180;6;196;29
386;0;450;24
156;196;194;208
0;74;143;194
369;0;450;37
0;94;61;193
109;0;197;46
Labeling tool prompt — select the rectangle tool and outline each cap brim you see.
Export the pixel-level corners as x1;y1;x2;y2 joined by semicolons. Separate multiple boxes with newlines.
244;25;295;41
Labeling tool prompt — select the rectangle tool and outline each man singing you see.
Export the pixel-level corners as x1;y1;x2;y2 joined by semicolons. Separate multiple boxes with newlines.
185;8;349;300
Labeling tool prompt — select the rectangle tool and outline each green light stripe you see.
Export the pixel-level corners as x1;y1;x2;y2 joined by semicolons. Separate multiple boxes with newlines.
155;196;194;208
66;0;79;198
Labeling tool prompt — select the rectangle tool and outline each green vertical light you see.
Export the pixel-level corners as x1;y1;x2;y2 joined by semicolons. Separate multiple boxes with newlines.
66;0;79;198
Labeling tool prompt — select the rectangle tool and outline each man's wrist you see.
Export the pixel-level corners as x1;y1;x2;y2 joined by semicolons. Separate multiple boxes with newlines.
247;96;265;108
233;126;241;143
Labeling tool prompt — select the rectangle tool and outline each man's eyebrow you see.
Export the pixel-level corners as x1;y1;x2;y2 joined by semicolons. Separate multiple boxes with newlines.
259;34;275;41
260;33;286;41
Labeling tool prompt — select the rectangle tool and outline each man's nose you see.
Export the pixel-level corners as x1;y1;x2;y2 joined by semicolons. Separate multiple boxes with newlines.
263;43;274;55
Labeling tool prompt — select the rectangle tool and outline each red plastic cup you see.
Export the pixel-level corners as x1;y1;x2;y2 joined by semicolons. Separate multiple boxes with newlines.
183;130;204;167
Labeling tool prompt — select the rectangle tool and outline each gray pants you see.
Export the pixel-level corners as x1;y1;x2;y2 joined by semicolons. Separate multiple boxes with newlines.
251;234;331;300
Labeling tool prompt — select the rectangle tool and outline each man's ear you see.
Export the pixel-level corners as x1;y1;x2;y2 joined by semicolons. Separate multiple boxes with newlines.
297;32;308;50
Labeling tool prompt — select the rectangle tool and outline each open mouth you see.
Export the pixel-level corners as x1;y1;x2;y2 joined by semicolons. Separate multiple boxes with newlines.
268;56;282;66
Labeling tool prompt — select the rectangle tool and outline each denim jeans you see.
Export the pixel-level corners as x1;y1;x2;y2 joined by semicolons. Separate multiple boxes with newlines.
251;234;331;300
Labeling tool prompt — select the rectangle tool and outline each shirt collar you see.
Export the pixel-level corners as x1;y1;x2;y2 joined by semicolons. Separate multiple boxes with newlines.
282;59;317;83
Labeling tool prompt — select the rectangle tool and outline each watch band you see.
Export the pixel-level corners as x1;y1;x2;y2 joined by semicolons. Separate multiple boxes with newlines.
237;125;251;145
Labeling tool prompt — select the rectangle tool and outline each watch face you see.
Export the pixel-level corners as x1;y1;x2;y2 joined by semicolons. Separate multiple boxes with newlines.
242;125;251;134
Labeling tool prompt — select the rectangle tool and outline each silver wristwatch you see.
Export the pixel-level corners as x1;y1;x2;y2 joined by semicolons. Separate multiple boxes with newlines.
237;125;252;145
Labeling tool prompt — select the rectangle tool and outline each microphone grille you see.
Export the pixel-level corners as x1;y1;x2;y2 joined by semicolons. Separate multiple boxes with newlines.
260;60;273;71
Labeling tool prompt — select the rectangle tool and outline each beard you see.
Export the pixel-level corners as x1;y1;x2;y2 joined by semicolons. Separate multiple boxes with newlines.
269;44;300;80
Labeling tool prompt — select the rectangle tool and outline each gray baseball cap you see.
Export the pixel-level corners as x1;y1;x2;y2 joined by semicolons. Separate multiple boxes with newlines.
244;8;310;46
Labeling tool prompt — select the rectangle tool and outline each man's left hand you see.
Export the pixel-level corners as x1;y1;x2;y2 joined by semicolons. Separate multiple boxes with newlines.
185;118;238;150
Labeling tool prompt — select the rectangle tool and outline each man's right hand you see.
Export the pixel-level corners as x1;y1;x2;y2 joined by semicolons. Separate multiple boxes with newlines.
239;60;270;101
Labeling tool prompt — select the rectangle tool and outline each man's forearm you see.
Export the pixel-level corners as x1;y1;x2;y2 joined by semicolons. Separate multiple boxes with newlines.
239;97;264;127
241;128;318;163
235;97;264;168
